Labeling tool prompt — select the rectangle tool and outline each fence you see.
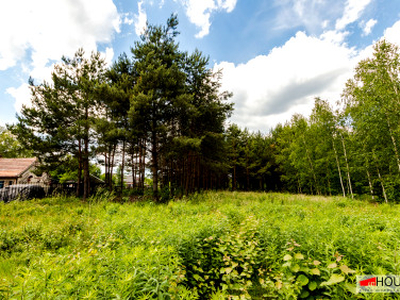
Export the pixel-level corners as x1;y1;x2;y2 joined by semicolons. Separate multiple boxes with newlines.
0;184;49;203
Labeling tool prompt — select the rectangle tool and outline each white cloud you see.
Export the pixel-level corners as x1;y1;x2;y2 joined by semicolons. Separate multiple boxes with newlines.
215;0;380;131
7;84;32;112
0;0;120;71
11;47;115;111
274;0;343;34
383;20;400;46
123;13;135;26
320;30;349;44
103;47;115;67
217;0;236;12
134;1;148;36
186;0;215;38
179;0;237;38
362;18;377;36
274;0;373;36
217;17;400;132
335;0;372;30
0;0;120;112
215;31;358;131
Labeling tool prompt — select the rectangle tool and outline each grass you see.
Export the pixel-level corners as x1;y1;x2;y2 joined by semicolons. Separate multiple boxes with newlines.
0;191;400;299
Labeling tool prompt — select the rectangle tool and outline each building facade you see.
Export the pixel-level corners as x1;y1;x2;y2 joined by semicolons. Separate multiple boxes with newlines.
0;158;49;188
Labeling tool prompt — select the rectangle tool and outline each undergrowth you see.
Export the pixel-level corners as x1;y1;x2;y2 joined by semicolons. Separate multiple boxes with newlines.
0;192;399;299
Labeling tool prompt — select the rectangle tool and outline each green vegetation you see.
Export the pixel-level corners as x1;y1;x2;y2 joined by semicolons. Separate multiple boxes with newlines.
0;126;32;158
1;192;399;299
6;12;400;202
10;15;232;201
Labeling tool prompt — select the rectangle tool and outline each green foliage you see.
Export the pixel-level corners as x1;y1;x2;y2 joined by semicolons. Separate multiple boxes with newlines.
0;126;32;158
179;215;261;298
263;247;356;299
129;14;232;200
1;191;399;299
11;48;107;200
221;40;400;202
49;156;101;184
11;15;232;199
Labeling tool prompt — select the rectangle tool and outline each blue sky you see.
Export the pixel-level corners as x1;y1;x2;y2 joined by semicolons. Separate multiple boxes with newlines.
1;0;400;131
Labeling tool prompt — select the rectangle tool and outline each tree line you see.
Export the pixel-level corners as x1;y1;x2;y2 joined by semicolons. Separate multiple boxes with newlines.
7;14;400;202
10;15;232;201
223;40;400;202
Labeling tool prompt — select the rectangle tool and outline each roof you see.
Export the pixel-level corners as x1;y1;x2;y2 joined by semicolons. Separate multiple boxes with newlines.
61;175;105;184
0;158;37;178
89;174;105;184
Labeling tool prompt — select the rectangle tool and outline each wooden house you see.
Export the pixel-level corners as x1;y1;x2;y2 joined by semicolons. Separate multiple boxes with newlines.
0;158;49;189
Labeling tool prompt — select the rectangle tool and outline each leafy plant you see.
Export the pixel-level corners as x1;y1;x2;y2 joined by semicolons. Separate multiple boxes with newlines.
1;191;400;299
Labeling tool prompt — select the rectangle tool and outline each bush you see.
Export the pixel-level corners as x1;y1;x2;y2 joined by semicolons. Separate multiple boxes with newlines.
0;192;399;299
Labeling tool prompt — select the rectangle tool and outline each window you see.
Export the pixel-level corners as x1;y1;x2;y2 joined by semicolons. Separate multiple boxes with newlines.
9;181;13;186
0;181;3;189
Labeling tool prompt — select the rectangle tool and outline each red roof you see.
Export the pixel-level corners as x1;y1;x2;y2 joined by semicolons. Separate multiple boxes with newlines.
0;158;37;178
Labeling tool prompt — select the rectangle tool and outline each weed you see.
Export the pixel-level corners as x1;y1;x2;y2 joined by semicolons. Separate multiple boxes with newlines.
0;192;399;299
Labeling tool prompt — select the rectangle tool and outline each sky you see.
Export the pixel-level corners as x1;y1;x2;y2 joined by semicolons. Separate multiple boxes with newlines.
1;0;400;132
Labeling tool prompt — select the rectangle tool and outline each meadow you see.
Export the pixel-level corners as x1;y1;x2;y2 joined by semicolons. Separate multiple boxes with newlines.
0;192;400;299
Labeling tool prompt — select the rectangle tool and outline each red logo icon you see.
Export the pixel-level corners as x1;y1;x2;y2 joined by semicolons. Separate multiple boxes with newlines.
359;277;377;286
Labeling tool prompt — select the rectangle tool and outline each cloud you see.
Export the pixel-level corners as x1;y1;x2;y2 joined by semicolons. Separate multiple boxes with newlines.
274;0;373;35
216;0;236;12
0;0;120;72
214;0;380;131
383;20;400;46
7;84;31;112
335;0;372;30
361;18;377;36
134;1;148;36
179;0;237;38
215;31;357;131
217;17;400;132
0;0;120;112
123;13;135;26
274;0;343;34
10;47;115;111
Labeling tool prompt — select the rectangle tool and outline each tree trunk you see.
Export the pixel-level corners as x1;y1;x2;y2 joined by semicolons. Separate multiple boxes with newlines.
332;138;346;197
109;143;117;190
131;152;136;189
185;155;190;196
138;140;143;190
376;166;388;203
77;139;82;197
151;129;159;201
327;167;332;196
104;152;109;189
120;140;126;196
246;143;250;191
297;175;301;194
301;135;320;195
142;142;146;189
233;161;237;191
385;114;400;173
340;134;353;199
366;168;374;201
83;152;90;201
82;104;91;201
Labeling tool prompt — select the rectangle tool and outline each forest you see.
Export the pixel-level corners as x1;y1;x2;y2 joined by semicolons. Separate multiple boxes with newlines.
2;14;400;300
4;15;400;203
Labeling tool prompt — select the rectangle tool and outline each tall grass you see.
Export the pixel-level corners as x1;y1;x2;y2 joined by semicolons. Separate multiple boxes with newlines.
0;192;399;298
